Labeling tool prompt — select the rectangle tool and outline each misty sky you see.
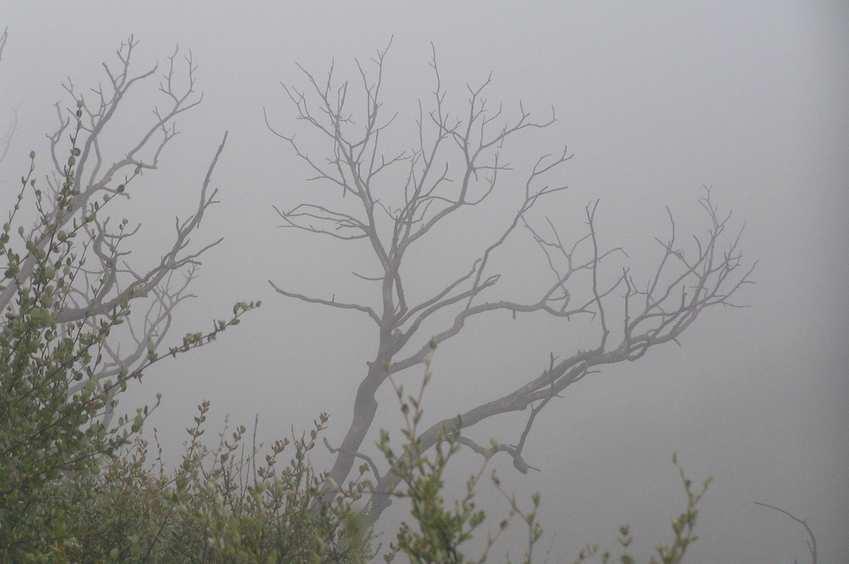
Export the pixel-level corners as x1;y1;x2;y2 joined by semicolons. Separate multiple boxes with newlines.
2;2;848;562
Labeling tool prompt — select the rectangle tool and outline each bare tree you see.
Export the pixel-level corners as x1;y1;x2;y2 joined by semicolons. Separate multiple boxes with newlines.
0;27;16;166
266;43;755;523
0;26;7;62
0;36;226;426
754;502;818;564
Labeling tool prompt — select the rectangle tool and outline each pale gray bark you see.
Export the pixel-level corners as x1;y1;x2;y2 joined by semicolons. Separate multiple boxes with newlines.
1;37;226;426
267;43;755;523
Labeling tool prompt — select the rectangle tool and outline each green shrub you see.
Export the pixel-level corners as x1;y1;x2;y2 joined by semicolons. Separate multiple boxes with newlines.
0;134;132;559
60;404;369;563
0;103;255;562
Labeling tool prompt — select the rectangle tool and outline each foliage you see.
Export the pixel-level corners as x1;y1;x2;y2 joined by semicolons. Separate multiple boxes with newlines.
2;35;230;429
58;403;370;563
377;348;499;564
569;454;710;564
0;42;257;559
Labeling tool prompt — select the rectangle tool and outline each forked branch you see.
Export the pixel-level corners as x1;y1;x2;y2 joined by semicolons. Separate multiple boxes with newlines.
0;37;226;425
265;45;755;525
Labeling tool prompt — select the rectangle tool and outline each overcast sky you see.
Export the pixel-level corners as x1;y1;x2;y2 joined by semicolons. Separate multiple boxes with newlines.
2;2;848;562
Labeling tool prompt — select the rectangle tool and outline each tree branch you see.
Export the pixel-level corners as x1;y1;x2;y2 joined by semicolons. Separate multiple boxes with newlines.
267;46;755;525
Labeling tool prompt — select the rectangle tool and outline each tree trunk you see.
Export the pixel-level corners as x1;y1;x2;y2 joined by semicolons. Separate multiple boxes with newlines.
327;359;387;493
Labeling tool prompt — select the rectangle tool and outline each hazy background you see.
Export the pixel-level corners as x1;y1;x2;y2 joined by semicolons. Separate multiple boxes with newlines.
2;2;847;562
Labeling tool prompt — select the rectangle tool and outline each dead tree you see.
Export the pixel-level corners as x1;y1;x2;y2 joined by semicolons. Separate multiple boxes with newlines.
0;27;14;165
0;36;226;426
754;502;817;564
266;43;756;523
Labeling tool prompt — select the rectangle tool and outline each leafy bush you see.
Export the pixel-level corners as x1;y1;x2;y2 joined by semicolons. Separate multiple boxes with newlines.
0;135;137;559
0;103;255;561
59;403;369;563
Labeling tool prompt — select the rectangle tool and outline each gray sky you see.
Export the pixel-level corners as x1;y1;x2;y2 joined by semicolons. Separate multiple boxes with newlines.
2;2;848;562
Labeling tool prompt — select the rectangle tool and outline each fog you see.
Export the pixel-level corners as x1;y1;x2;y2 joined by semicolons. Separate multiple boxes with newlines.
2;2;847;562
